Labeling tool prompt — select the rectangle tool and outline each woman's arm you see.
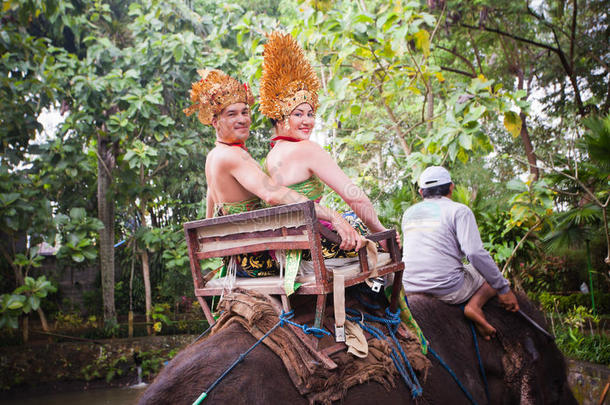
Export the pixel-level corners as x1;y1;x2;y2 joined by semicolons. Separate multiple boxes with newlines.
302;142;386;233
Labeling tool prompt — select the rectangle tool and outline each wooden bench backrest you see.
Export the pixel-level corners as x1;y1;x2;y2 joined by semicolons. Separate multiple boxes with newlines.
184;201;327;290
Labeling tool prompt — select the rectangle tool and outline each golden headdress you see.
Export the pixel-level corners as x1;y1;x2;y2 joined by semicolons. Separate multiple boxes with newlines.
259;32;321;121
183;69;254;125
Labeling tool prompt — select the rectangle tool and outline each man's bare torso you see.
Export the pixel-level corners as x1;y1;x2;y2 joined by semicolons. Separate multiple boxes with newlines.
205;145;257;207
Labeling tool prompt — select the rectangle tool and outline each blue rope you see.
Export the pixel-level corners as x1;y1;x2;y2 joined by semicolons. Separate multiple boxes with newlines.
345;307;423;398
428;346;478;405
457;304;490;404
192;310;330;404
468;320;490;404
384;308;423;397
191;323;214;345
279;314;331;338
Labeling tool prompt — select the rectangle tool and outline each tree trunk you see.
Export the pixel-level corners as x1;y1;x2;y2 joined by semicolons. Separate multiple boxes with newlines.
517;68;539;180
141;249;153;335
426;89;434;131
97;133;117;324
22;316;29;343
36;307;49;331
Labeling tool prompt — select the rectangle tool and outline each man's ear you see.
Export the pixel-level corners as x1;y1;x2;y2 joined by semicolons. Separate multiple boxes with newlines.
418;188;424;198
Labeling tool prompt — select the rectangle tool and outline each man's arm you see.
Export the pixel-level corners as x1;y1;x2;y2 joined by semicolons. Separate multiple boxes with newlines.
455;207;519;311
455;208;510;294
206;189;214;219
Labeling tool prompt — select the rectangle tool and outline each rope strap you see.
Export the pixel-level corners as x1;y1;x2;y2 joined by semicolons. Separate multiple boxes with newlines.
345;307;423;398
468;318;490;403
192;310;330;404
428;346;478;405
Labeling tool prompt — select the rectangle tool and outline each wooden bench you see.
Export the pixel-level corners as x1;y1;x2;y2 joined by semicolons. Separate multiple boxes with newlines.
184;200;404;331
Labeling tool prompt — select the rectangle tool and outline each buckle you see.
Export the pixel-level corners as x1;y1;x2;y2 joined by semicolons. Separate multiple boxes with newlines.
371;277;384;293
335;324;346;342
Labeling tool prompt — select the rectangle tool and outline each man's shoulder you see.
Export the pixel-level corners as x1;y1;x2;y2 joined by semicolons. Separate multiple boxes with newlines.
402;198;471;221
207;145;250;168
434;197;472;212
402;199;442;222
448;199;474;215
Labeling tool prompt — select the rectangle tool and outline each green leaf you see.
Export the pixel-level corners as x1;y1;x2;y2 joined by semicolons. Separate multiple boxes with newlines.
72;253;85;263
0;193;20;207
457;148;469;163
28;296;40;311
6;295;25;310
513;89;527;99
69;207;86;221
463;105;486;123
173;46;184;62
82;248;98;260
458;133;472;150
329;77;350;100
506;179;527;192
413;29;430;57
503;111;522;138
7;316;19;329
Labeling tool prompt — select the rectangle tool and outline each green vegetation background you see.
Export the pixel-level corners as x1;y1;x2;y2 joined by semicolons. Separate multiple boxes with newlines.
1;0;609;368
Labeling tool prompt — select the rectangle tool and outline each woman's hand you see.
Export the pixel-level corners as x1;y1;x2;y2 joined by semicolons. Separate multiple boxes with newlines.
331;215;365;251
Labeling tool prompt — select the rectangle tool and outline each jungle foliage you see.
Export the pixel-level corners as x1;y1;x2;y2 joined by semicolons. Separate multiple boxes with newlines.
1;0;608;348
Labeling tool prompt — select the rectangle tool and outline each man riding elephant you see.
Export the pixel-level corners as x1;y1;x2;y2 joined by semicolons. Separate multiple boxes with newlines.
401;166;520;339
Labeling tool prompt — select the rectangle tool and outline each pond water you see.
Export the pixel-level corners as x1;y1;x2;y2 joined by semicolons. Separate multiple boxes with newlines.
0;385;147;405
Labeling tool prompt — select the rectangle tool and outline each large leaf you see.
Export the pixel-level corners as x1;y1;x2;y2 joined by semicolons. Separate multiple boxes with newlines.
5;294;26;310
503;111;522;138
413;29;430;57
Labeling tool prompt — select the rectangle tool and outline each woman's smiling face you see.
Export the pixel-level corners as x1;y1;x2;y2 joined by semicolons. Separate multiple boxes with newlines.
277;102;315;140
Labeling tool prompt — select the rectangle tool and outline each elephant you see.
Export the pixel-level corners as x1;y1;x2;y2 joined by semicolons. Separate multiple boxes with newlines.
137;292;576;404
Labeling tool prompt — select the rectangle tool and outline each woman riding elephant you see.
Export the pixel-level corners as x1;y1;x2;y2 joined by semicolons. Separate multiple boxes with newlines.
261;32;394;257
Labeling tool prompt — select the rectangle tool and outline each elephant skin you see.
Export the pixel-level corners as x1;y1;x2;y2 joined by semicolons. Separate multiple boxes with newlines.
137;293;576;405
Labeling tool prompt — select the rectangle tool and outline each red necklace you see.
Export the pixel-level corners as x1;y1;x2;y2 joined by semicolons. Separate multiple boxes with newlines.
216;141;248;152
270;136;302;147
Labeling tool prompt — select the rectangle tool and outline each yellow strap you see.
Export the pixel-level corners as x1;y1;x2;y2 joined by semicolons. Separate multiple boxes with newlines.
283;249;302;296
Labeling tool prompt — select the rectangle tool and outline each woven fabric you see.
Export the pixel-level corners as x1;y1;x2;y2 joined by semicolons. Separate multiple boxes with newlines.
214;196;263;216
211;289;430;404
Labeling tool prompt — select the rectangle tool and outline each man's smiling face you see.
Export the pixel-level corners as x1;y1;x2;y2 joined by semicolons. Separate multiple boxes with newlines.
212;102;251;143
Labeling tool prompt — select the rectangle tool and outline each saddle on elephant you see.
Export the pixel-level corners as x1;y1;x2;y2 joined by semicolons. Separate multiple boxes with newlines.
211;288;430;404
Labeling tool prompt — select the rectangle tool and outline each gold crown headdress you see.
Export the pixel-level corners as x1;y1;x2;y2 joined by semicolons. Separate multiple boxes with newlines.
183;69;254;125
259;32;321;121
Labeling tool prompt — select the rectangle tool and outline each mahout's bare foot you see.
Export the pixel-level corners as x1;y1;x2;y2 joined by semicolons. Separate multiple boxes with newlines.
464;305;496;340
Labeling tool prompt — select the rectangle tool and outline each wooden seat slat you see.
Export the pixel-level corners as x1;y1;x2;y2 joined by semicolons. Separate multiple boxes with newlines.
197;225;308;243
196;239;311;258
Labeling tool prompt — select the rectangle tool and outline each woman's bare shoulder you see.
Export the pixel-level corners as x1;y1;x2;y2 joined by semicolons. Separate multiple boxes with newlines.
299;140;330;156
